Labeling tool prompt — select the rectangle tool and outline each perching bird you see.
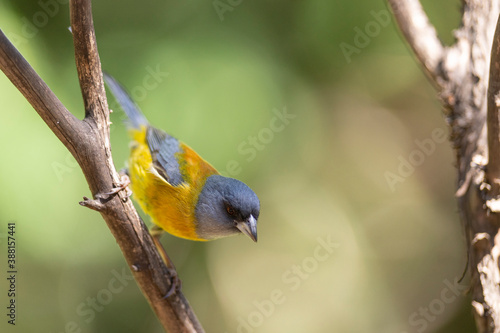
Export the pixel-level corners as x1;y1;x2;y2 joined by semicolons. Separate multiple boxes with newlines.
104;73;260;242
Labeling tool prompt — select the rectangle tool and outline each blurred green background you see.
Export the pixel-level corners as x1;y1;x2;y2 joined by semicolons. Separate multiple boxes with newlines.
0;0;472;332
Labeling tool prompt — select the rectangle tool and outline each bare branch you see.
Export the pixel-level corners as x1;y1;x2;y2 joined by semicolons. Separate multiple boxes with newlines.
70;0;110;135
69;0;204;330
387;0;445;85
0;30;86;159
487;14;500;192
0;0;205;331
389;0;500;332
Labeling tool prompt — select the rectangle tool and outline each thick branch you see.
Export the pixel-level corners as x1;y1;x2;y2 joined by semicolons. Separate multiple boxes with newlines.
0;1;205;331
487;14;500;192
389;0;500;332
387;0;445;86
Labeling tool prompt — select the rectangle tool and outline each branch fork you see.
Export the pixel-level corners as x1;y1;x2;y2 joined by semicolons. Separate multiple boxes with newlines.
0;0;204;331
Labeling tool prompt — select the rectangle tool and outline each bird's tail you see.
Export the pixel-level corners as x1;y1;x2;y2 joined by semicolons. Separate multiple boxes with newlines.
103;72;148;129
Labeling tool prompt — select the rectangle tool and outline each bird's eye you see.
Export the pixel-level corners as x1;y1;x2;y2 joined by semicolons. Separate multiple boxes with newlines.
226;205;236;216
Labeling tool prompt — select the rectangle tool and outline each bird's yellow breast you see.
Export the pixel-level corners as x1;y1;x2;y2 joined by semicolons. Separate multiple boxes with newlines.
128;127;218;241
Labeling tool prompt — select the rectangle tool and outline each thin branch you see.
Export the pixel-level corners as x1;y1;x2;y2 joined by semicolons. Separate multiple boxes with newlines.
0;30;85;159
487;13;500;193
387;0;445;86
70;0;110;135
0;0;205;331
70;0;205;330
69;0;118;194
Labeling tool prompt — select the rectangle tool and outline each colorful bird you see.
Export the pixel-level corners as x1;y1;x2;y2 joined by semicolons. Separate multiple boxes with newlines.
104;73;260;242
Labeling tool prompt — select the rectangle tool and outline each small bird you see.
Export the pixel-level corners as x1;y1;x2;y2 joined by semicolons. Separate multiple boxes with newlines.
104;73;260;242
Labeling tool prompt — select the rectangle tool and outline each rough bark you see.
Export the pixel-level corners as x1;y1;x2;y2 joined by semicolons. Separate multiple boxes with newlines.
388;0;500;332
0;0;204;331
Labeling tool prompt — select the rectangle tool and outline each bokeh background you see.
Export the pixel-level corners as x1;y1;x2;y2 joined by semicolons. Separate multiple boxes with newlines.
0;0;472;332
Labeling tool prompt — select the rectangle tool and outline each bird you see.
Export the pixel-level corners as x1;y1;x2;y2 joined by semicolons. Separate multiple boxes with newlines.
103;73;260;243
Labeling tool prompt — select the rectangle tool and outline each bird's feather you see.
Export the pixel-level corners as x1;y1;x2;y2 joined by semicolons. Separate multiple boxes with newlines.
103;72;148;128
146;127;184;186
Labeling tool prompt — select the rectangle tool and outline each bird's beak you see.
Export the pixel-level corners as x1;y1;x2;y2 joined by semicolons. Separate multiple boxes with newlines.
236;215;258;242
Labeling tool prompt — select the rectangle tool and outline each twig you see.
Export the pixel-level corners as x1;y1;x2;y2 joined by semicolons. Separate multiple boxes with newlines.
387;0;445;86
0;0;205;331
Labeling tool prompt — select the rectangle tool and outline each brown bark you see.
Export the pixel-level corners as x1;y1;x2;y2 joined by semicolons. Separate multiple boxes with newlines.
388;0;500;331
0;0;204;331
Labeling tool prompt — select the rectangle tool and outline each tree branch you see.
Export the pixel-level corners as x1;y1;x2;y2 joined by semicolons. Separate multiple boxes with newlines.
387;0;446;86
480;13;500;331
0;31;85;158
487;14;500;193
0;0;205;331
389;0;500;332
71;0;108;121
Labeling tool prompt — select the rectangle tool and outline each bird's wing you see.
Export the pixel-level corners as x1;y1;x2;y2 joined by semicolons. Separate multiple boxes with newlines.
146;126;185;186
176;142;219;190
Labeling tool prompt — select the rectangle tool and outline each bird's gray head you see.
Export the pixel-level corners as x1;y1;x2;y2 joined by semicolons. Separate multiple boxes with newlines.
194;175;260;242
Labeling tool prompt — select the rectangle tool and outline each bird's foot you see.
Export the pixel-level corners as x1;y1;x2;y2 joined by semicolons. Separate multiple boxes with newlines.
150;225;165;238
96;173;132;201
163;269;182;298
150;226;182;298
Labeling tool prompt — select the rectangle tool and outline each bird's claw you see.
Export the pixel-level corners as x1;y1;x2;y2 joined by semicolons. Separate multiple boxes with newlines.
97;174;132;201
163;270;182;298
